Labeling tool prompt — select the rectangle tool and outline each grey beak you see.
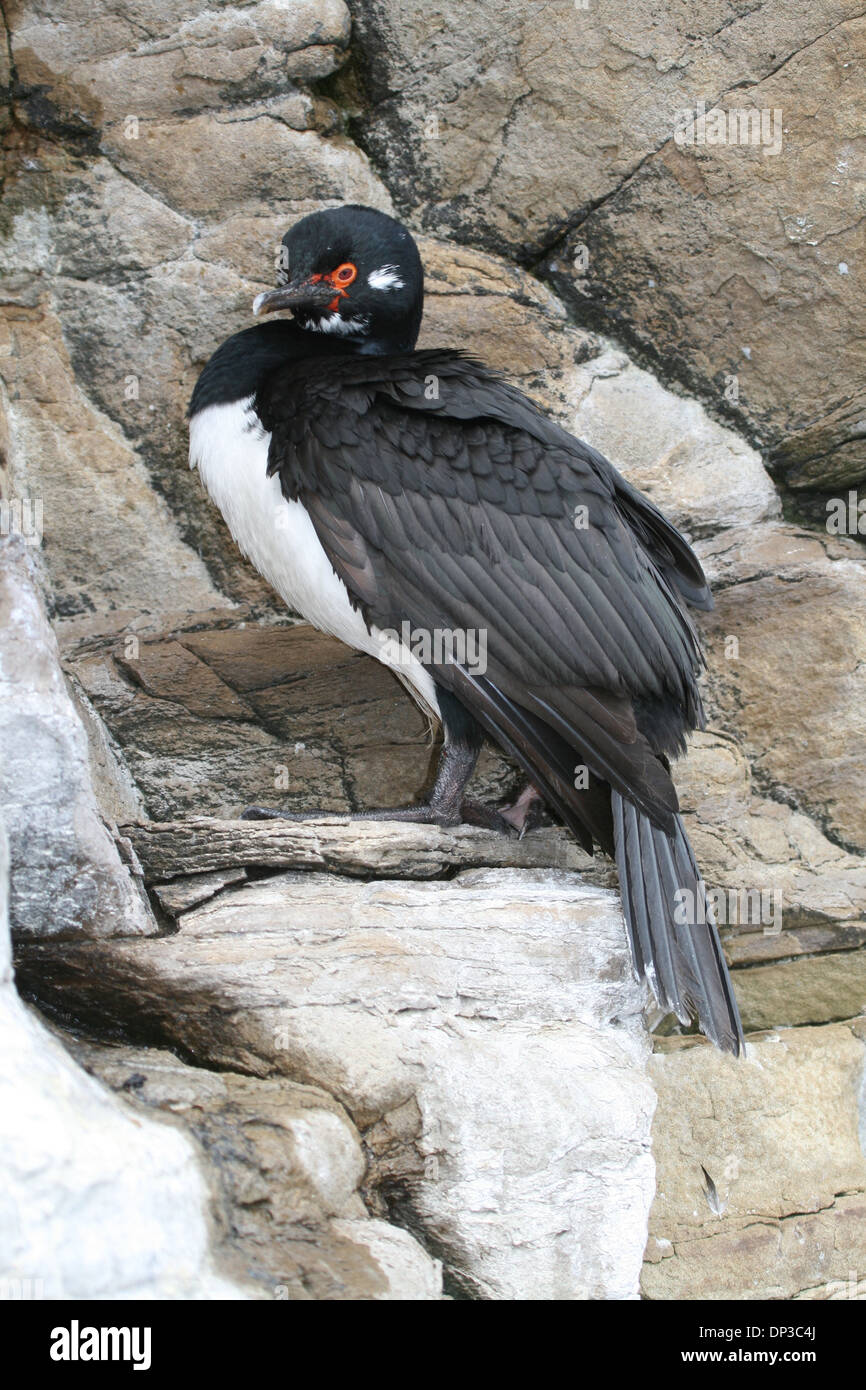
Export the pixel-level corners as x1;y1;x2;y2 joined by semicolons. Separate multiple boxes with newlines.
252;277;337;317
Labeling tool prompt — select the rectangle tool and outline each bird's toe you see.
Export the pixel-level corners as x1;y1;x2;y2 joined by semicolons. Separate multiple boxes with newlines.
460;797;520;838
499;784;545;838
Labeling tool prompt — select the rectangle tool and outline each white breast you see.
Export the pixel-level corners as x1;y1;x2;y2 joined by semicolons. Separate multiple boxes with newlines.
189;397;440;719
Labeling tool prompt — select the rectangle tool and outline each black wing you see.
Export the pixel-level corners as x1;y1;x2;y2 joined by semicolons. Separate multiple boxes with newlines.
259;351;706;828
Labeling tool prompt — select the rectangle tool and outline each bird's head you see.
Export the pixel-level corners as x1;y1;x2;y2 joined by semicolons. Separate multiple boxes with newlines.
252;205;424;354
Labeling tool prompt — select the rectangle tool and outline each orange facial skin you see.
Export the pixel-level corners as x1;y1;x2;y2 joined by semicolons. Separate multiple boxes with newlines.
311;262;358;312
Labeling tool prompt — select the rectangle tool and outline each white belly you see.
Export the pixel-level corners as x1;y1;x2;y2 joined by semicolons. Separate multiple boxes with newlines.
189;397;440;719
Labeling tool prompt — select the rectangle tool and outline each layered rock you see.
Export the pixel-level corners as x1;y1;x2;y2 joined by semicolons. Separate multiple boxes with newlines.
68;1038;444;1301
643;1026;866;1301
0;809;246;1301
347;0;866;491
16;861;657;1300
0;537;153;940
0;551;444;1300
698;523;866;855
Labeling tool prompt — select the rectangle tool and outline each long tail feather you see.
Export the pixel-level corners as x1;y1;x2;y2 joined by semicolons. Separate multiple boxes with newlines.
612;792;744;1054
442;664;744;1054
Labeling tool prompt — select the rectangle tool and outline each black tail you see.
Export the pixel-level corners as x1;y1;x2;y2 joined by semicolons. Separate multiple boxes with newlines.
443;665;744;1054
611;792;744;1055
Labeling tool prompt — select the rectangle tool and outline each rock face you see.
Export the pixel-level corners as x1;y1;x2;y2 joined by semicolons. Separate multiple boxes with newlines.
68;1039;444;1301
346;1;866;491
698;524;866;855
643;1027;866;1301
0;820;442;1301
2;0;865;1301
0;537;154;940
0;812;243;1301
17;865;656;1300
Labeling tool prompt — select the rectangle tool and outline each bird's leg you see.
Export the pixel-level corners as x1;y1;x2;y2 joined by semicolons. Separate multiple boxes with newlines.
357;735;484;827
241;735;497;827
241;687;519;835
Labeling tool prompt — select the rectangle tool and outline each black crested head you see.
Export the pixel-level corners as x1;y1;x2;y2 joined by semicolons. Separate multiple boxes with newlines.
252;205;424;355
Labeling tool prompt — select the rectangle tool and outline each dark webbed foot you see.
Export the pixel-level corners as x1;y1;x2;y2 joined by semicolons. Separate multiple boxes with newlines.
459;798;520;837
498;783;545;837
239;702;540;838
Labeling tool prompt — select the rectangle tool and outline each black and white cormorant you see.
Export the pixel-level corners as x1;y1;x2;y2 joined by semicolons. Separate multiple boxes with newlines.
188;204;743;1055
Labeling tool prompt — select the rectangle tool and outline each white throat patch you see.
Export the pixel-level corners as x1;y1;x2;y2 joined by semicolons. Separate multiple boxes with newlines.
309;311;371;336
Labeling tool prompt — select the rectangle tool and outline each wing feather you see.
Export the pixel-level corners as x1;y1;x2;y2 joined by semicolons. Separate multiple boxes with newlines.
257;350;709;826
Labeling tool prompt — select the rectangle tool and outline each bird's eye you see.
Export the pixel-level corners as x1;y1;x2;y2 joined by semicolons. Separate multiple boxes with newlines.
333;262;357;285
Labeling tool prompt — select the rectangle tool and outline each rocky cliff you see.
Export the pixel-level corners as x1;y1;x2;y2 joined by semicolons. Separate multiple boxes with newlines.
1;0;864;1300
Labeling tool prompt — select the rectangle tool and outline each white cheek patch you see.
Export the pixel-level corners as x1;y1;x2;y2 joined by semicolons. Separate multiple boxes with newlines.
367;265;405;291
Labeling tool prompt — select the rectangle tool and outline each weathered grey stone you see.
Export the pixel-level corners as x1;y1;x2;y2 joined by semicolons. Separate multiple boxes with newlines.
10;0;352;126
732;953;866;1034
66;678;147;827
64;619;524;819
642;1026;866;1300
0;279;230;618
676;732;866;952
0;158;193;280
417;236;592;391
696;523;866;855
124;816;592;888
104;114;391;221
152;867;248;916
567;348;779;537
350;0;866;487
0;538;155;939
69;1038;443;1300
16;866;657;1300
0;814;252;1300
0;1007;253;1300
328;1220;443;1300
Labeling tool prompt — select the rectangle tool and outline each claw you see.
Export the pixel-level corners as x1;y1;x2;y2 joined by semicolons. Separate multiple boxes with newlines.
499;783;545;837
459;797;520;837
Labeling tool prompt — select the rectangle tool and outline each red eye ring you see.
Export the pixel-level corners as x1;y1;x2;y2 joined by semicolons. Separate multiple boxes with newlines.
332;262;357;286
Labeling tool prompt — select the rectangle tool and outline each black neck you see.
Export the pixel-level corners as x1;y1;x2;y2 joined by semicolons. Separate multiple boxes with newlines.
188;319;406;416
